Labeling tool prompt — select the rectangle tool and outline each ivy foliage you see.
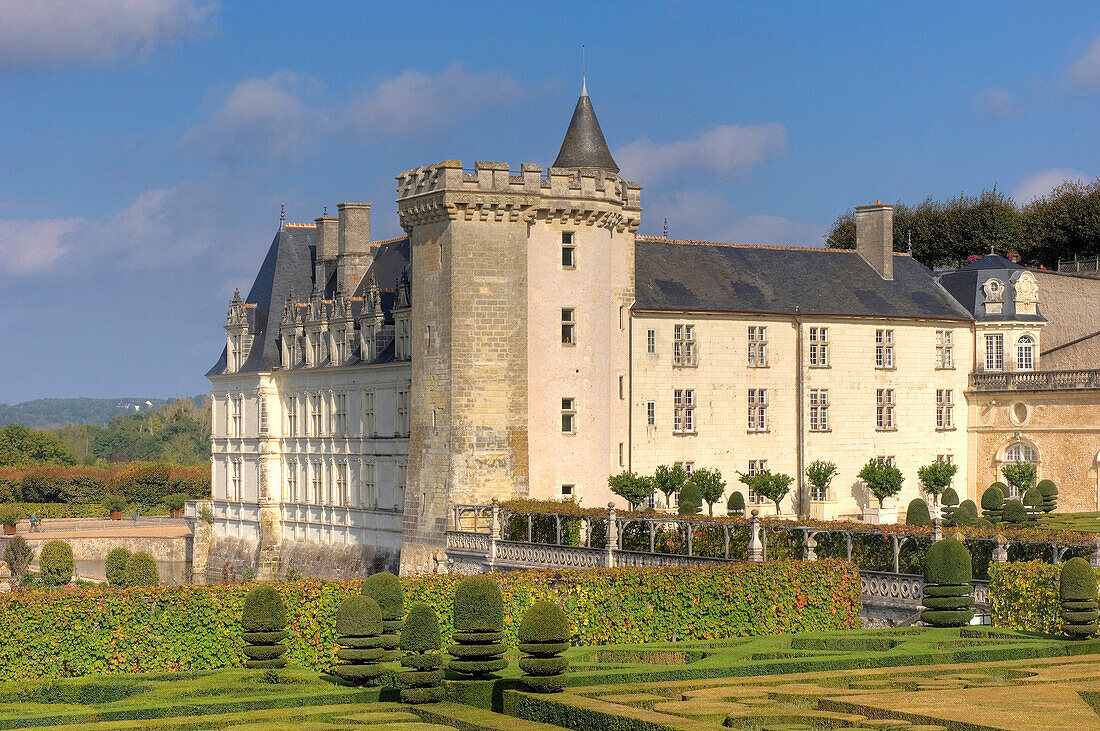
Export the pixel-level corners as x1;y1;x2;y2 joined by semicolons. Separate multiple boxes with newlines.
990;561;1100;635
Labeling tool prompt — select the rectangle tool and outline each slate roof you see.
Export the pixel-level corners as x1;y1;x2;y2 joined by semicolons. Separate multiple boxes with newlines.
634;238;973;321
936;254;1046;322
552;83;619;173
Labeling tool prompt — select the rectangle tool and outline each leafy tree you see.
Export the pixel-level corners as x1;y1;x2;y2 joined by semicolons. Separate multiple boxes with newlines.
677;480;702;515
859;457;904;509
0;424;77;467
2;536;33;577
1001;461;1037;498
917;461;958;506
689;467;726;516
805;460;838;501
738;470;794;515
652;464;688;510
90;398;211;465
607;472;655;510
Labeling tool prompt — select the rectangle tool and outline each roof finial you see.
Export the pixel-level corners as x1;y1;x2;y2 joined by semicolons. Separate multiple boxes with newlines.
663;216;668;239
990;244;996;255
280;204;285;230
581;45;587;96
323;205;327;216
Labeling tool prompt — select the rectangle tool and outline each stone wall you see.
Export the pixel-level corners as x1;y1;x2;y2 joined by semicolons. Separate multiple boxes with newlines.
6;532;192;585
200;535;395;584
1034;270;1100;369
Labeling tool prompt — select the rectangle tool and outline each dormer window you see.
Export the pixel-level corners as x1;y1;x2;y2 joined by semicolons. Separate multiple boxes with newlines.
334;329;346;364
229;334;242;372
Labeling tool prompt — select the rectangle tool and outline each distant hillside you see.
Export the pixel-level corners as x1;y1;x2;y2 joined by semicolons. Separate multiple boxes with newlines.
0;397;202;429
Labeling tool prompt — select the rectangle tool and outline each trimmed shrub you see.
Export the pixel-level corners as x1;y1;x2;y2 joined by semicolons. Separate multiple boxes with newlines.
1059;558;1098;639
990;481;1009;496
0;504;25;527
333;595;385;685
105;547;131;587
164;493;188;512
940;487;959;524
103;494;127;514
727;491;746;515
123;551;159;587
2;535;33;577
1022;487;1043;521
1037;479;1058;513
518;600;572;693
39;540;73;585
976;518;994;529
362;571;403;661
677;481;702;515
449;575;507;677
241;585;287;669
955;500;978;527
398;602;443;703
981;486;1004;524
921;537;973;627
905;498;931;527
1002;499;1027;525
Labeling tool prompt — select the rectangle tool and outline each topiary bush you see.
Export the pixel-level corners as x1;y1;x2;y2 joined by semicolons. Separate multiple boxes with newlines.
362;571;403;661
398;602;443;703
1002;499;1027;525
921;537;974;627
104;547;131;587
954;500;978;527
1037;479;1058;513
940;487;959;524
1022;487;1043;522
333;595;385;685
980;486;1004;524
3;535;33;578
905;498;931;527
677;481;702;515
123;551;159;587
727;491;746;516
449;575;507;678
39;540;73;585
517;600;572;693
1059;557;1098;639
241;585;288;669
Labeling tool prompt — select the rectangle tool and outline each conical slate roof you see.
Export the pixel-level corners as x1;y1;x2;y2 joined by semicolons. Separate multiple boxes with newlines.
552;81;619;173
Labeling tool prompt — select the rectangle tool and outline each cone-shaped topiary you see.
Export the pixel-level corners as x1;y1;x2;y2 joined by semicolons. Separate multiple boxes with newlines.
448;575;507;677
1002;499;1027;525
398;602;444;703
518;600;572;693
1059;557;1098;639
1023;487;1043;522
940;487;959;524
921;537;974;627
981;486;1004;524
906;498;931;527
1037;479;1058;513
242;585;288;668
954;500;978;527
727;491;746;515
677;480;702;515
105;547;131;587
123;551;159;587
333;595;386;685
362;571;404;661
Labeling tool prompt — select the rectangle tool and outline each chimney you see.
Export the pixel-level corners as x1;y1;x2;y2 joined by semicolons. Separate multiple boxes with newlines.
338;202;371;255
854;202;894;280
315;215;339;260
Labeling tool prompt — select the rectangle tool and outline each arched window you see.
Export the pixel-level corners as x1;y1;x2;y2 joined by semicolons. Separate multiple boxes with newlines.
1003;442;1038;497
1017;335;1034;371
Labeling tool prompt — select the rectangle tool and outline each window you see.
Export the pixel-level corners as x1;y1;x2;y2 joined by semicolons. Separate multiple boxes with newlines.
673;324;696;366
311;460;322;503
336;463;348;506
936;389;954;430
334;393;348;435
673;389;695;433
809;389;828;431
561;308;576;345
230;459;241;501
985;334;1004;371
935;454;955;489
1005;442;1036;463
646;401;656;426
258;398;268;434
674;461;694;476
809;327;829;367
311;335;321;367
562;244;575;268
935;330;954;369
561;398;576;433
311;394;324;435
362;462;376;507
748;326;768;366
286;396;297;436
619;375;624;400
397;389;410;436
287;460;298;502
747;460;767;504
561;484;574;498
748;388;768;431
425;325;432;352
1017;335;1034;371
562;231;574;245
362;391;375;435
229;334;242;372
396;463;407;509
876;388;895;430
875;329;895;368
334;329;346;364
232;397;242;438
618;442;624;467
646;329;656;354
397;319;411;360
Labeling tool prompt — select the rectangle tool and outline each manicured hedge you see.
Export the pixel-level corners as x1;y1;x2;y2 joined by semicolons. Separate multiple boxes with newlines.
990;560;1100;634
0;463;208;508
0;561;859;680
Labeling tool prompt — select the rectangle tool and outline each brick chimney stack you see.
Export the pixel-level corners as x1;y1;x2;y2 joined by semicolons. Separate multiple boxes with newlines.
855;202;894;280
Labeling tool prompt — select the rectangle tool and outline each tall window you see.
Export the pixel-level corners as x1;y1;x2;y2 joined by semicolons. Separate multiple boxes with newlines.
258;398;268;434
748;326;768;366
362;462;376;508
936;330;954;369
334;329;346;364
286;396;297;436
287;460;298;502
561;231;575;268
397;319;411;360
336;463;348;506
673;389;695;433
229;334;242;372
646;401;656;426
875;329;895;368
876;388;895;430
936;389;953;429
747;459;767;504
1017;335;1034;371
334;393;348;435
396;463;407;510
230;459;241;501
311;394;323;436
311;335;321;367
646;329;656;354
561;398;576;433
809;389;828;431
985;334;1004;371
561;308;576;344
809;327;829;367
232;397;242;438
673;324;696;366
362;391;375;435
748;388;768;431
311;460;322;503
396;389;410;436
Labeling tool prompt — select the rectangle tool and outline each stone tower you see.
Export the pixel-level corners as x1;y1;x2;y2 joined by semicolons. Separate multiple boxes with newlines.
396;85;642;573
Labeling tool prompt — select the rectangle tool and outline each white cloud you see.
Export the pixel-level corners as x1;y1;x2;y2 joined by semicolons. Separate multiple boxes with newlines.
0;0;217;71
975;88;1016;117
1069;34;1100;89
1012;168;1089;204
343;63;522;139
0;218;82;275
615;124;787;184
648;190;826;246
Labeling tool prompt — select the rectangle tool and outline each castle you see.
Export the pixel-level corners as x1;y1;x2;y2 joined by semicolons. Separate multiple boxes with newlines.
205;83;1100;580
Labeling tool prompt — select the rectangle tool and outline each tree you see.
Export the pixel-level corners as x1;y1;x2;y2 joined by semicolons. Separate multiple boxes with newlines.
2;536;33;577
917;461;958;506
606;472;655;510
859;457;904;509
652;464;687;510
738;470;794;515
805;460;838;502
677;480;702;515
0;424;77;467
689;468;726;516
1001;461;1037;498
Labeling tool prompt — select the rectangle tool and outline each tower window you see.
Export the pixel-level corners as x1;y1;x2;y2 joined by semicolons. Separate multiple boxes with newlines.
562;231;574;245
561;398;576;433
562;245;575;268
646;329;656;354
561;308;576;345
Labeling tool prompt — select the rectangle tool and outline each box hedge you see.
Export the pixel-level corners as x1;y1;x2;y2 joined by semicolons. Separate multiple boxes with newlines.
449;576;508;677
905;498;931;527
1037;479;1058;513
362;571;403;661
123;551;159;587
517;601;571;693
398;602;444;703
990;561;1100;634
241;585;287;669
980;486;1004;524
1059;558;1098;639
39;540;74;585
104;547;131;587
332;595;385;685
921;538;973;627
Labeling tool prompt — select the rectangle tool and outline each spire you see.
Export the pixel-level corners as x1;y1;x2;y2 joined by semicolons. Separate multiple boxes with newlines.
552;79;619;174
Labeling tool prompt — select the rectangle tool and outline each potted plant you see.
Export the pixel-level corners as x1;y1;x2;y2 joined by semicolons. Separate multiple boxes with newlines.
0;505;26;535
859;457;904;524
104;494;127;520
164;493;188;518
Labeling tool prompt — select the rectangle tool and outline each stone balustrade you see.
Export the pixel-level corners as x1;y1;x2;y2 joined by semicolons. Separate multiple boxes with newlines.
968;368;1100;391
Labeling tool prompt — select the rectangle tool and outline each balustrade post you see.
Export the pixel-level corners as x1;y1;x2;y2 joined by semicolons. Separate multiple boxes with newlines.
1052;544;1062;565
606;503;618;568
584;517;591;547
892;535;900;574
803;533;818;562
846;533;853;563
488;498;500;569
1091;538;1100;568
555;515;562;545
993;534;1009;563
527;515;533;543
723;525;730;559
649;522;656;553
748;510;764;562
931;518;943;543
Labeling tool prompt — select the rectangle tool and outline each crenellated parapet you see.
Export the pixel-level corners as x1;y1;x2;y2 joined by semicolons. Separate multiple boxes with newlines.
395;160;642;233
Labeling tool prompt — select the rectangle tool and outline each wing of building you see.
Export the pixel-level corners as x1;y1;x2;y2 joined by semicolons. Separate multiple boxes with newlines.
203;85;1100;582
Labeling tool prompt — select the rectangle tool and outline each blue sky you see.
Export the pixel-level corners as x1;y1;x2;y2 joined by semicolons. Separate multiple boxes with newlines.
2;1;1100;403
